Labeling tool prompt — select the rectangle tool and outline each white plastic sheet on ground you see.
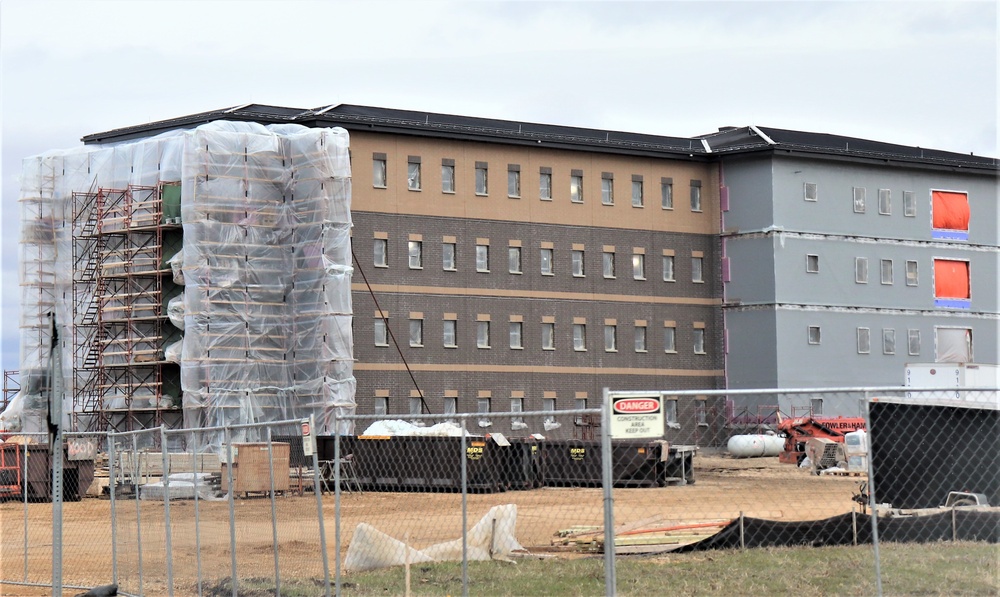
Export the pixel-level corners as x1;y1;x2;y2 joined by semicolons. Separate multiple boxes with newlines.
343;504;527;572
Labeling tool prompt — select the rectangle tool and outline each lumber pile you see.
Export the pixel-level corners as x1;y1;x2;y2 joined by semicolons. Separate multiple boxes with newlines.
552;519;732;554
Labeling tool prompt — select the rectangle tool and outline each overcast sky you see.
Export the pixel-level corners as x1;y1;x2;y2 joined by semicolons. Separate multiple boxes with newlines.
0;0;997;374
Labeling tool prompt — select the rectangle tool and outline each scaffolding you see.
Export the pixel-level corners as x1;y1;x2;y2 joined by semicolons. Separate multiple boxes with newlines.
72;184;182;432
1;371;18;412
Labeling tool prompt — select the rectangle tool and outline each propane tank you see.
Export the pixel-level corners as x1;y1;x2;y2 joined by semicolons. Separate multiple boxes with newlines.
727;434;784;458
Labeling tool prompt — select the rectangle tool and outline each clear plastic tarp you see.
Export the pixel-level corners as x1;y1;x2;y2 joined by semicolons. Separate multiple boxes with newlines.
4;121;355;439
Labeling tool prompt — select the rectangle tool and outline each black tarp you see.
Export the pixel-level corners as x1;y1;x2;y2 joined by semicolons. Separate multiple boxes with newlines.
676;510;1000;552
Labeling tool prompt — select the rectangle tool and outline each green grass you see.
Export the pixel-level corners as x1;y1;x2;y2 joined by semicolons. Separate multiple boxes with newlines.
197;542;999;596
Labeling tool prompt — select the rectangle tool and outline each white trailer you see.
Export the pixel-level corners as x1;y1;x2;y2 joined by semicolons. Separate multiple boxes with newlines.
904;363;1000;401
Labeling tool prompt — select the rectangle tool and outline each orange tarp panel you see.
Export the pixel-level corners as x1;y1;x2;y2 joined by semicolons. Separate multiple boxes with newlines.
932;191;970;231
934;259;970;299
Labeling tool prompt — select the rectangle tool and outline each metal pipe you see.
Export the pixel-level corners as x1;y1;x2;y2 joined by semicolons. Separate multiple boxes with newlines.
601;387;616;596
225;426;237;597
461;416;469;597
311;415;331;596
266;427;281;595
864;393;884;597
160;427;174;596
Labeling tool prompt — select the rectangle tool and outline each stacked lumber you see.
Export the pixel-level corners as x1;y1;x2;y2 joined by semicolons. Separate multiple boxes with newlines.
552;518;732;554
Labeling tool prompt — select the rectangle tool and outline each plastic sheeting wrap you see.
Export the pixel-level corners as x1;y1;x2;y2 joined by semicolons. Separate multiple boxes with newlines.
7;121;356;439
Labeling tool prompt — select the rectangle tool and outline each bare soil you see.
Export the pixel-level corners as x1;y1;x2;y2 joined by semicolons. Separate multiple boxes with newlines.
0;453;865;595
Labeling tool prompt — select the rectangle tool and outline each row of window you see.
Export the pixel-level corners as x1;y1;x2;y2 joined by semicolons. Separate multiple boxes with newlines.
375;153;703;210
375;317;708;354
806;325;924;355
809;184;973;240
371;395;701;427
377;237;706;282
802;255;971;302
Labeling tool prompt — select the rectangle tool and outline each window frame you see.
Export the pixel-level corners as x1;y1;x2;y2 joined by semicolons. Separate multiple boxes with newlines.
541;322;555;350
570;171;584;203
691;256;704;283
441;160;456;194
878;188;891;215
507;165;521;198
477;320;491;349
632;253;645;280
806;254;820;273
631;176;644;207
409;318;424;347
908;329;921;356
373;237;388;268
508;246;522;274
662;255;675;282
857;327;871;354
634;325;647;353
804;182;818;202
374;317;389;347
442;242;456;271
690;181;702;212
374;396;388;416
664;325;677;353
443;319;457;348
372;154;387;188
855;257;868;284
540;247;554;276
573;323;587;351
571;249;585;277
853;187;866;213
409;396;422;416
807;325;821;345
881;259;893;285
509;321;523;349
601;173;614;206
475;162;488;196
407;157;421;191
539;168;553;200
883;328;896;355
604;324;617;352
693;328;706;355
407;240;422;269
905;260;918;286
603;251;615;279
661;178;674;210
903;191;916;217
476;244;490;273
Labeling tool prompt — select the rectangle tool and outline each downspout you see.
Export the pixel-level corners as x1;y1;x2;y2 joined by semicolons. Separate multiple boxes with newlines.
719;160;730;392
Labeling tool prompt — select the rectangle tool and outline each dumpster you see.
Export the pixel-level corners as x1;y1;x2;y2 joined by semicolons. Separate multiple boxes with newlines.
0;441;96;501
541;439;696;487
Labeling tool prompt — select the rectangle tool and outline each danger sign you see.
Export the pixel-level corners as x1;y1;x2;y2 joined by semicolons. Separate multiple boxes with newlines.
609;394;664;439
301;417;316;457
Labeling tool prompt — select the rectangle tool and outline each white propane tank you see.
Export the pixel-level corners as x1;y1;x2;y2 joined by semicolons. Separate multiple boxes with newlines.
727;434;784;458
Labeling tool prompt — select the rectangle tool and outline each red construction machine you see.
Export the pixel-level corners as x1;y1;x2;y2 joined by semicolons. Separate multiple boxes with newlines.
777;415;866;465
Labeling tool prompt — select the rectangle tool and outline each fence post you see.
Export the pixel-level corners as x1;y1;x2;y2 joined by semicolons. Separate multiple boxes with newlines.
310;414;331;596
863;392;884;597
333;415;342;596
225;426;238;597
266;427;281;595
22;441;28;583
461;416;469;597
601;387;616;597
132;433;145;596
189;430;203;596
108;435;118;586
160;427;175;596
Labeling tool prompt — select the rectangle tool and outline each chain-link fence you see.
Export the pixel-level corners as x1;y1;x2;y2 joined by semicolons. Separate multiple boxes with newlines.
1;388;997;596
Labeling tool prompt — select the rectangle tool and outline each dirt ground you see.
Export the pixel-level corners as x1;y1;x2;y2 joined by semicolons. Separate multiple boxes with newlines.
0;453;866;596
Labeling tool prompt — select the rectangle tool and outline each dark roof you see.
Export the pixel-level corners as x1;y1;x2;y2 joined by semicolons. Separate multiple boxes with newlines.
82;103;998;172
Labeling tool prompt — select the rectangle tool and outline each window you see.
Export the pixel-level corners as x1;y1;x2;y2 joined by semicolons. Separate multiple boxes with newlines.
541;322;555;350
477;320;490;348
690;180;702;212
908;329;921;356
857;327;871;354
664;325;677;353
664;400;678;425
634;325;647;352
543;398;557;424
408;240;422;269
906;260;918;286
632;176;644;207
475;162;488;195
573;323;587;351
696;403;708;426
883;329;896;355
804;182;818;202
881;259;893;285
373;238;388;267
601;173;614;205
571;250;585;277
441;159;456;193
444;397;457;417
374;318;388;346
442;242;456;271
510;398;524;427
476;243;489;272
661;178;673;209
903;191;916;217
409;318;424;347
692;256;704;283
540;248;554;275
807;325;821;345
936;327;972;362
878;189;891;215
539;167;552;200
853;187;866;213
662;255;675;282
509;322;523;349
508;165;520;198
932;190;970;240
934;259;971;308
374;396;388;416
443;319;457;348
477;398;491;426
855;257;868;284
693;328;706;354
508;246;522;274
570;171;584;203
811;398;824;416
806;254;819;273
409;396;422;415
632;253;645;280
407;157;421;191
603;251;615;278
372;153;387;188
604;324;617;352
574;398;587;426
